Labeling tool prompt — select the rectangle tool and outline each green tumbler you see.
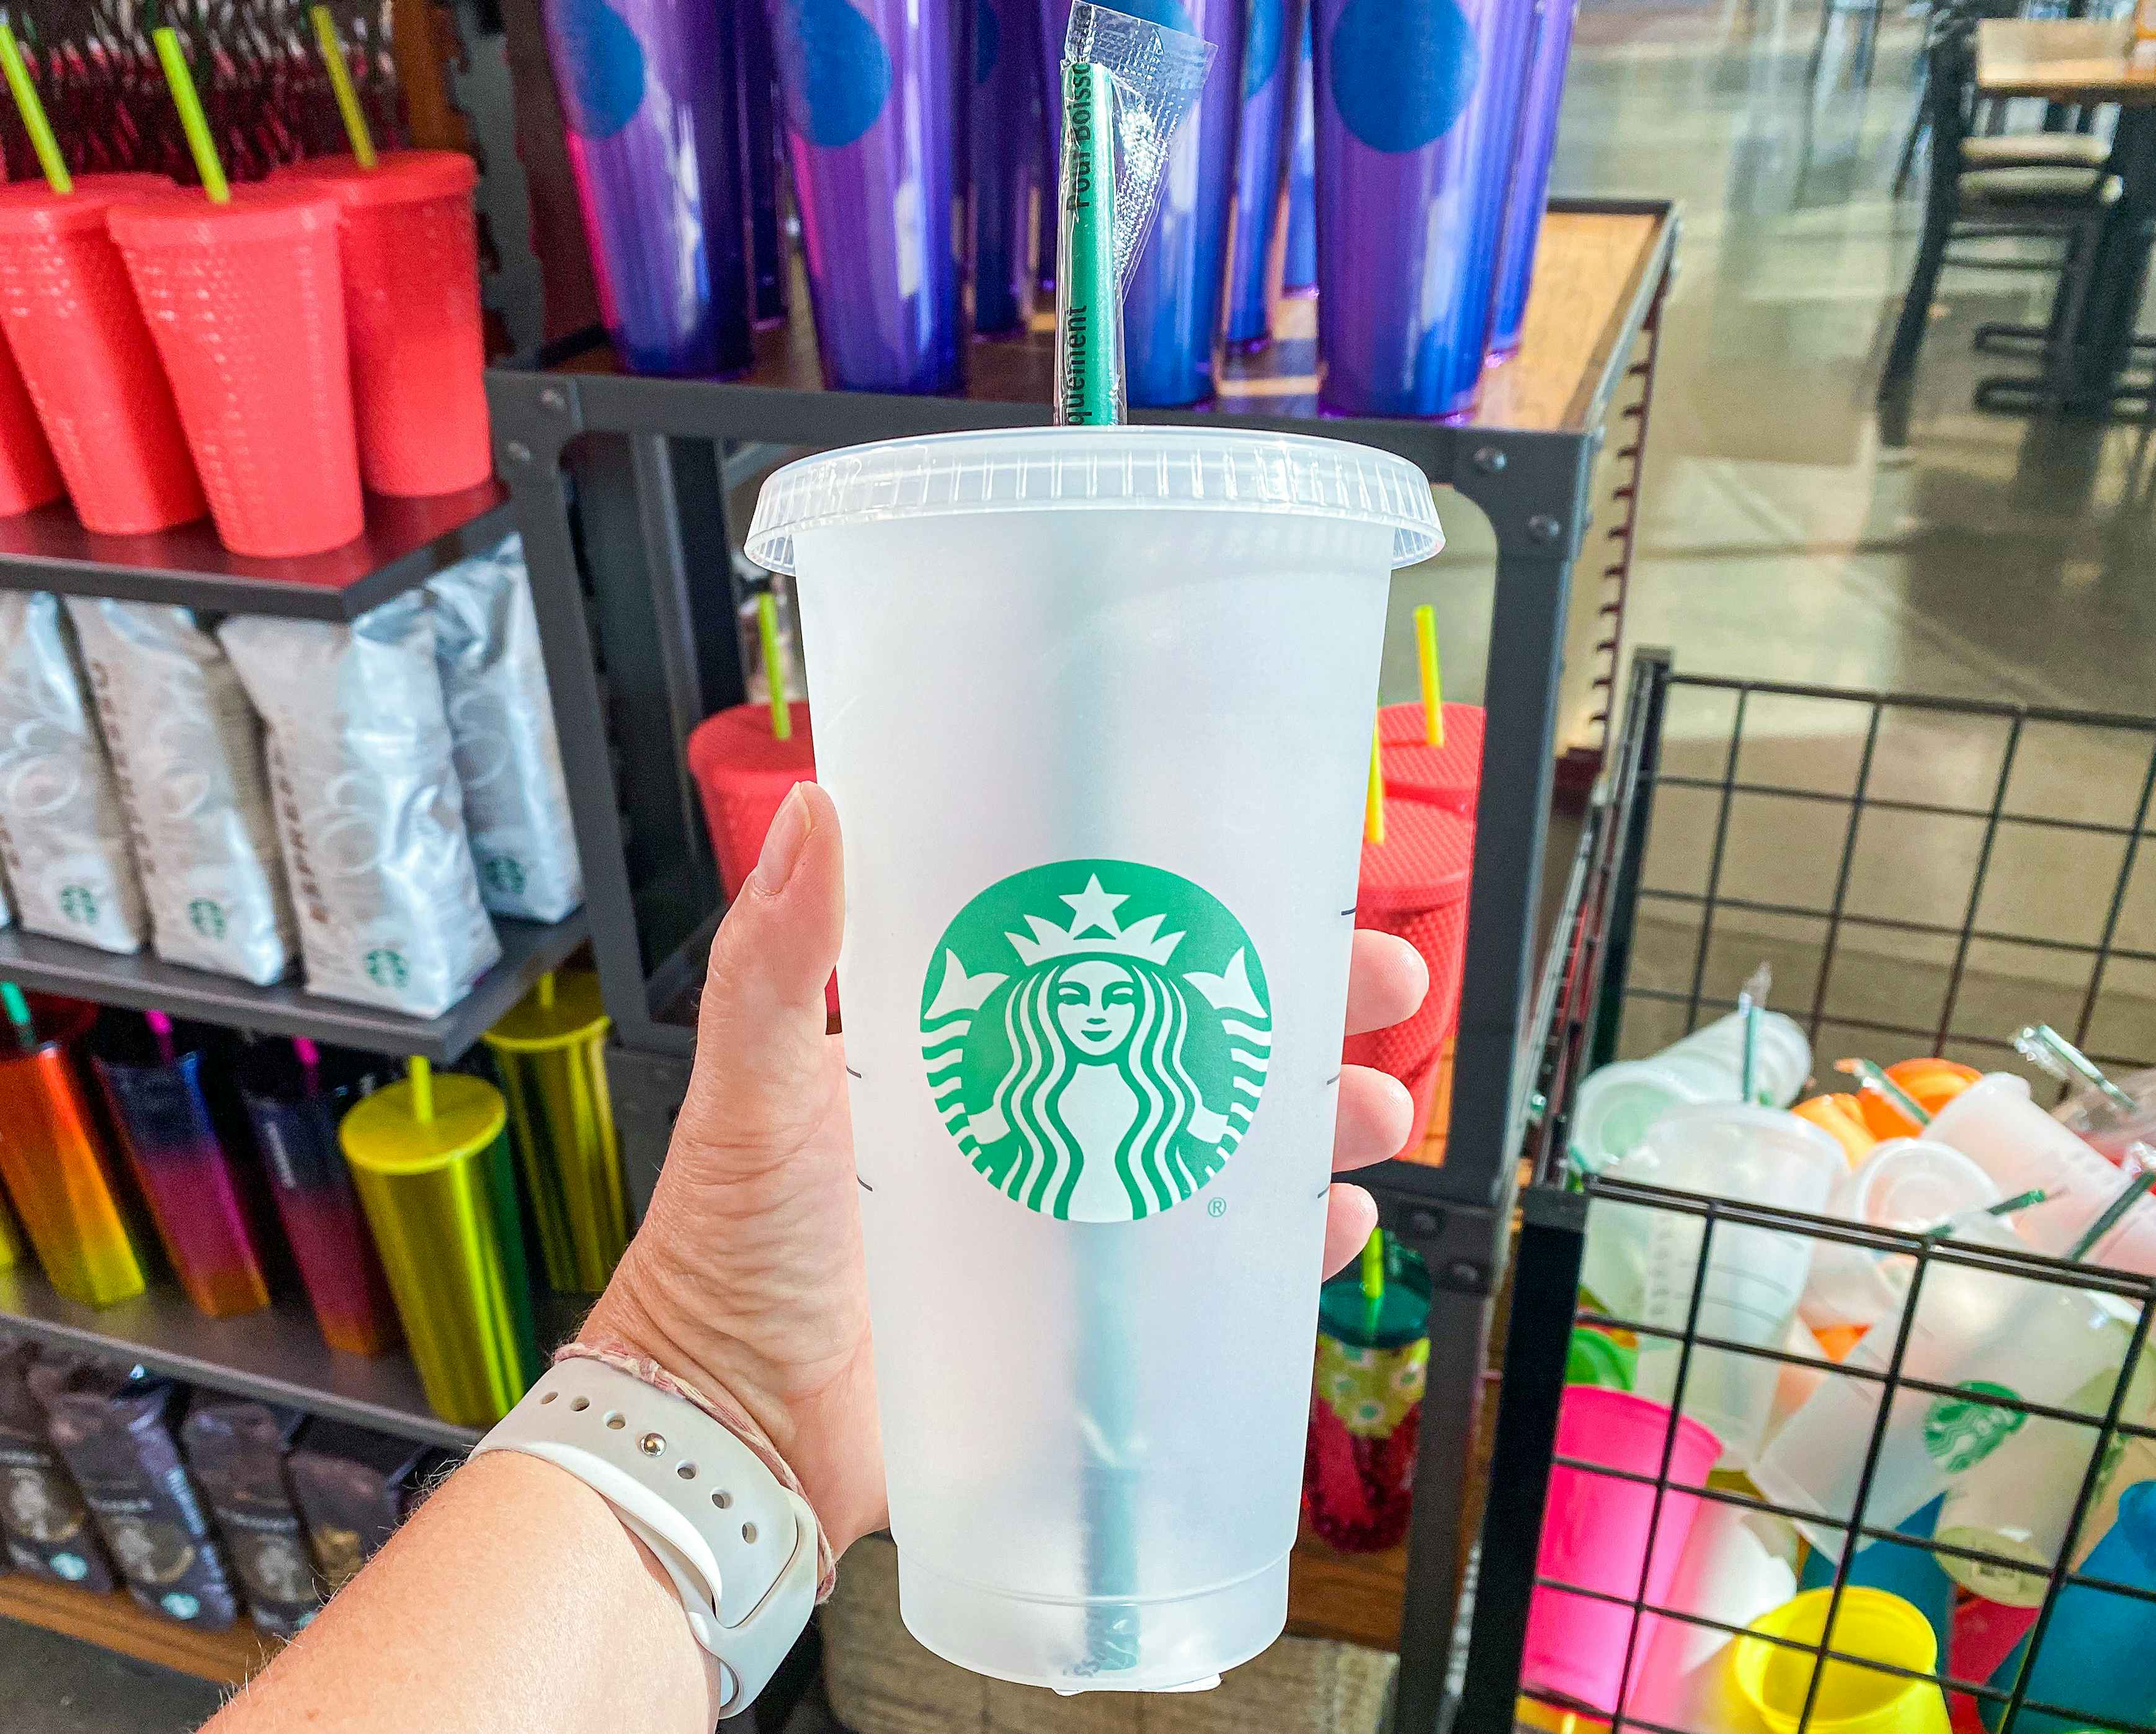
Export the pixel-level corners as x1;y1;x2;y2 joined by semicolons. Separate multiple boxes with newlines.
481;972;625;1295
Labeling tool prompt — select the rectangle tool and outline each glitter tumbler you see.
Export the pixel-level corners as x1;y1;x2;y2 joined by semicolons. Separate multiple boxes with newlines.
1488;0;1578;358
1224;0;1306;349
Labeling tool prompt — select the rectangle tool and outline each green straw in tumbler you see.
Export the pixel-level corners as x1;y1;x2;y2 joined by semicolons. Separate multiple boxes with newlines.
1360;1225;1387;1338
308;4;376;169
1835;1057;1931;1128
2067;1169;2156;1264
1736;962;1770;1105
0;982;33;1055
1055;60;1120;425
149;11;231;203
0;17;69;194
757;590;791;741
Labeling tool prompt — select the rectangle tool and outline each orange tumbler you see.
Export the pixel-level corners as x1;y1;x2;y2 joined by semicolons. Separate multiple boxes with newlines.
1856;1057;1982;1139
0;175;204;534
271;152;491;497
106;187;362;558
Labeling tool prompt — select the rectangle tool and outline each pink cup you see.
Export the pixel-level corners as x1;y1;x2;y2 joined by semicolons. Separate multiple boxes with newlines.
1523;1386;1723;1714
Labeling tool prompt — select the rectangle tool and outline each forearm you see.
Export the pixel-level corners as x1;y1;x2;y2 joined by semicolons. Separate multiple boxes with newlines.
208;1450;719;1734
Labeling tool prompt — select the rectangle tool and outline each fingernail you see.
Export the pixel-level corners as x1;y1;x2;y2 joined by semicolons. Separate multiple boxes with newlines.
751;785;813;895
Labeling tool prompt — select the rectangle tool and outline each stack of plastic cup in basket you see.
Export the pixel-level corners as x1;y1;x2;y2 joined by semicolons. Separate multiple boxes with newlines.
1570;1005;1814;1176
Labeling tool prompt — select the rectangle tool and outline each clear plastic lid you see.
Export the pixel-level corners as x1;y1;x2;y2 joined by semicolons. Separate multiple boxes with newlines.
744;426;1443;574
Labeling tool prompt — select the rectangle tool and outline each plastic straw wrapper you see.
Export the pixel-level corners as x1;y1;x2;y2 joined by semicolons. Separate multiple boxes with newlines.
1053;2;1213;425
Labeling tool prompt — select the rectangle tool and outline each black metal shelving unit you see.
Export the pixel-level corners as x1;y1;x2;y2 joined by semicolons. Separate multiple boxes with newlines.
484;194;1680;1734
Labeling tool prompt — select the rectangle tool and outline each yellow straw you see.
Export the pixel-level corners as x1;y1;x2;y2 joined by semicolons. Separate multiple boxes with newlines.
1365;717;1386;846
0;22;69;194
309;5;376;168
152;25;229;203
408;1055;435;1125
537;971;556;1012
757;591;791;741
1415;604;1445;748
1359;1226;1385;1303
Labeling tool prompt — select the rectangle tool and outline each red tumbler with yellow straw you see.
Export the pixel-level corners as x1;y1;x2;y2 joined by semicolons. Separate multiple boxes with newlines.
1378;605;1484;820
106;15;362;558
339;1057;541;1427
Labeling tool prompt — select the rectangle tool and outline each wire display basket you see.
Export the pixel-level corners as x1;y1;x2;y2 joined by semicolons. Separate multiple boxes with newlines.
1459;653;2156;1734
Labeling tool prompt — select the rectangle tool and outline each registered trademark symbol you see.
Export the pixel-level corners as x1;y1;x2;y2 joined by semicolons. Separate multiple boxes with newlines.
1208;1197;1227;1218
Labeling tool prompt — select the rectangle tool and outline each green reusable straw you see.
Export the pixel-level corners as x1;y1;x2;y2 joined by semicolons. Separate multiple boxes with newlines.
0;983;33;1055
309;4;377;169
756;590;791;741
2067;1169;2156;1264
0;19;69;194
1835;1057;1930;1127
1056;60;1120;425
1737;962;1770;1105
1360;1225;1386;1338
151;19;230;203
2015;1022;2141;1119
1918;1187;2049;1239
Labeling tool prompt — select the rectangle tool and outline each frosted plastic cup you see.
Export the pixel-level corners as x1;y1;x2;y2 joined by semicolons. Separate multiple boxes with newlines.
0;328;60;516
1801;1140;2000;1334
1657;1008;1812;1105
106;188;363;558
0;174;204;535
744;426;1440;1691
1755;1219;2136;1560
1584;1105;1843;1466
1734;1588;1951;1734
1928;1073;2156;1271
270;151;490;498
1626;1501;1797;1730
1934;1320;2156;1605
2053;1062;2156;1166
1572;1011;1813;1175
1521;1387;1721;1714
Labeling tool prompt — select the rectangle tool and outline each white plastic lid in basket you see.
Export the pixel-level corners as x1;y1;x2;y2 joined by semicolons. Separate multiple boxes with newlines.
743;426;1443;574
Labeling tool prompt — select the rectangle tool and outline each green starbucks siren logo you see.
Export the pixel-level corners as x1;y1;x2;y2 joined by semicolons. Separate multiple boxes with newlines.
920;860;1271;1223
1923;1380;2027;1474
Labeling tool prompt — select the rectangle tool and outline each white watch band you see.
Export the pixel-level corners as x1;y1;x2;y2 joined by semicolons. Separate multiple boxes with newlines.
472;1359;817;1717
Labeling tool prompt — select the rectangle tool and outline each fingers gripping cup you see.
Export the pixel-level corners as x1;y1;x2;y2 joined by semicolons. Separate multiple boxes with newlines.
746;426;1439;1689
107;188;363;559
0;175;203;535
270;152;491;498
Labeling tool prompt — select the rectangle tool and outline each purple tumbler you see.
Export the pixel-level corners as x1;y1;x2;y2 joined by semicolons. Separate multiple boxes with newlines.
737;0;790;328
1281;8;1316;296
767;0;963;392
1224;0;1306;350
973;0;1036;335
1313;0;1536;418
1036;0;1247;406
1488;0;1577;358
541;0;752;375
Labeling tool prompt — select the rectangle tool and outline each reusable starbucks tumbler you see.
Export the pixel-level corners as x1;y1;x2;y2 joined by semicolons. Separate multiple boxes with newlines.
107;188;363;558
1755;1226;2134;1560
2052;1062;2156;1166
746;426;1439;1689
0;996;148;1309
1801;1140;2000;1334
270;151;491;496
1312;0;1537;418
1378;698;1483;819
234;1041;400;1357
973;0;1037;336
481;971;626;1294
1487;0;1579;359
1626;1501;1797;1730
768;0;961;391
1280;7;1316;295
0;175;203;535
1036;0;1245;406
92;1021;271;1320
541;0;751;376
1600;1106;1843;1465
1734;1588;1951;1734
1303;1236;1428;1553
1340;796;1475;1086
340;1070;543;1428
1928;1073;2156;1270
1983;1480;2156;1734
686;700;816;898
0;332;60;517
1521;1386;1720;1714
1224;0;1307;350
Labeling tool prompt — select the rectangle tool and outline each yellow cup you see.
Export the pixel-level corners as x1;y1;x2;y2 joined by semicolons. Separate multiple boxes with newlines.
1734;1589;1949;1734
340;1067;541;1428
481;971;625;1294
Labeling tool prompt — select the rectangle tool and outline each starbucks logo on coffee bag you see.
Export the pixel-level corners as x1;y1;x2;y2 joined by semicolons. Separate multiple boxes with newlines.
919;861;1269;1223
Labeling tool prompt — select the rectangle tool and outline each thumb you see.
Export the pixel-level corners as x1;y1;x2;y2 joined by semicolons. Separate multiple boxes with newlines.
681;782;845;1153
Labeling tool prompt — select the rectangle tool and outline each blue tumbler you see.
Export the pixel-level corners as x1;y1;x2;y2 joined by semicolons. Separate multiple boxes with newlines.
1223;0;1306;349
737;0;789;328
973;0;1036;335
1984;1479;2156;1734
1281;6;1316;295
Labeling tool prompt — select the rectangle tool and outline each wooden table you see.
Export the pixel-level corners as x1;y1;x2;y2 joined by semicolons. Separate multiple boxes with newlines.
1977;19;2156;414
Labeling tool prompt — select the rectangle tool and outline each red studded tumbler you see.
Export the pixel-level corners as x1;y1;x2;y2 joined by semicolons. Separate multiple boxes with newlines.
107;188;362;558
0;328;60;517
1342;798;1474;1096
0;175;203;534
272;152;491;497
1378;700;1484;821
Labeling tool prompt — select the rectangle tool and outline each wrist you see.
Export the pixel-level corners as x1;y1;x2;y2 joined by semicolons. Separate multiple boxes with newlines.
581;1254;789;1454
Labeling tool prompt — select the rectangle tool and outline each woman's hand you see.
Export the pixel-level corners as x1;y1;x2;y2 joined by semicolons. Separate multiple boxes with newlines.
582;784;1428;1556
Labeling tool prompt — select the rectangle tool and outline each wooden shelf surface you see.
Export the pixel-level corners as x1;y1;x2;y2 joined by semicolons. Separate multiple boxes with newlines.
0;1573;276;1686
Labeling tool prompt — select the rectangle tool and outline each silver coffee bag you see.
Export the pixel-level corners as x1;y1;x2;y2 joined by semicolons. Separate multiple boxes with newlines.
425;535;582;923
218;597;501;1018
0;593;148;952
65;599;297;985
